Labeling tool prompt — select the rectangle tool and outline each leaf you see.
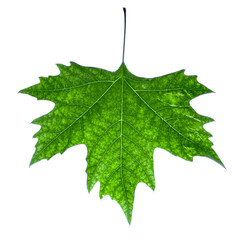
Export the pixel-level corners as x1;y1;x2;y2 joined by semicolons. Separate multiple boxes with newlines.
20;62;223;224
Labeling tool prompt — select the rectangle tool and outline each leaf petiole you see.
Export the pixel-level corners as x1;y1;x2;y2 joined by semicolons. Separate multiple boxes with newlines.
122;7;126;63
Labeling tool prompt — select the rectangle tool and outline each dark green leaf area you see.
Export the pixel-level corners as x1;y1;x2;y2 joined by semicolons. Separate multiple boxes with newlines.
20;62;223;224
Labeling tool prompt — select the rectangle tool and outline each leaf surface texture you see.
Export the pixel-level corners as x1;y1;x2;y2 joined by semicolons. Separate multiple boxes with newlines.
20;62;223;223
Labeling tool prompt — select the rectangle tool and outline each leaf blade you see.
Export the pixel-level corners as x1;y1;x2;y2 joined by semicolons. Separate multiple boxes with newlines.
20;62;223;223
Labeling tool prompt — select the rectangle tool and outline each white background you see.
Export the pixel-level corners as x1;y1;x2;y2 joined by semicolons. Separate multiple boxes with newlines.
1;0;247;239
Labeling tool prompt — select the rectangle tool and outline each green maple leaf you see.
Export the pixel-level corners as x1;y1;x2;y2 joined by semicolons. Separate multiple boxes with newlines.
19;8;223;224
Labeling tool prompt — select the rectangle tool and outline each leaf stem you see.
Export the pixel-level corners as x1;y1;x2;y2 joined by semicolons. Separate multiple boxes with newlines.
122;7;126;63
